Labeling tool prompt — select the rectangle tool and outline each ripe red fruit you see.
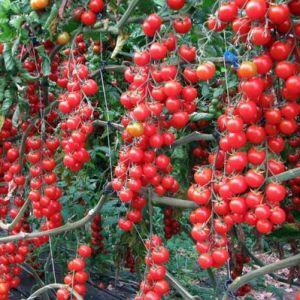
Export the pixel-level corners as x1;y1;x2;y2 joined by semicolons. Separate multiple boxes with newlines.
245;0;267;20
68;258;86;271
256;219;272;234
218;2;238;22
266;183;286;203
198;253;213;269
167;0;185;10
118;218;133;231
81;10;97;26
78;244;92;258
149;42;168;60
89;0;104;13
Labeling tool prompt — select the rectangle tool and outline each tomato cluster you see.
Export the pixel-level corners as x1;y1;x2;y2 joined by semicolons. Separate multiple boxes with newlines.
78;0;105;26
189;0;300;272
163;207;181;239
57;245;92;300
113;0;216;232
56;36;98;172
135;235;170;300
0;195;31;299
90;214;105;255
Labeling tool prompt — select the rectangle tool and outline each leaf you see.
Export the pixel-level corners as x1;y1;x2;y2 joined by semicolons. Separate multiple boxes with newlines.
201;83;210;97
0;116;5;131
9;15;24;30
11;37;20;56
3;43;14;71
0;0;11;12
1;97;13;115
111;32;129;59
44;3;58;31
190;112;214;122
12;104;19;127
213;87;224;98
37;45;50;76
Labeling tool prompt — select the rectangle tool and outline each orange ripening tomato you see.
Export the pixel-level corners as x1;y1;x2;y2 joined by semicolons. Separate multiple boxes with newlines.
126;122;144;137
196;62;216;81
56;32;71;45
237;61;258;79
30;0;49;10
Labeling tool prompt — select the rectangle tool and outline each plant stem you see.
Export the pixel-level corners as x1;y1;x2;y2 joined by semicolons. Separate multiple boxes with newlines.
266;167;300;183
0;195;106;243
26;283;82;300
166;272;201;300
152;195;197;209
223;253;300;298
115;0;143;32
173;132;215;147
241;243;300;287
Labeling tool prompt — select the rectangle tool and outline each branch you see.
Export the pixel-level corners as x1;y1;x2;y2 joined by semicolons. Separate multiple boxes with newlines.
166;272;201;300
266;167;300;183
241;244;300;287
173;132;215;147
91;64;128;78
223;253;300;298
93;119;124;131
26;283;83;300
0;195;106;243
152;194;197;209
115;0;143;32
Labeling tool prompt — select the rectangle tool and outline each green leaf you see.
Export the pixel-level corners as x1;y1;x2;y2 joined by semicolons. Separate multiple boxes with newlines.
3;43;14;71
201;83;210;97
1;96;13;115
12;104;19;127
0;0;11;12
11;37;20;56
37;45;50;76
190;112;214;121
9;15;24;30
43;3;58;32
213;87;224;98
0;79;7;103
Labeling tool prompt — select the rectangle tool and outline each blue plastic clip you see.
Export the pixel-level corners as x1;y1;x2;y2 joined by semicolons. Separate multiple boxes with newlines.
224;50;239;69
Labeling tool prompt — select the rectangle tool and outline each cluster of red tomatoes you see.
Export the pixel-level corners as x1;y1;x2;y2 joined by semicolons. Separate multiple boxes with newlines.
113;0;214;232
187;0;300;272
0;241;30;300
75;0;105;26
57;36;99;172
56;244;92;300
163;207;181;239
90;214;105;255
26;134;62;238
136;235;170;300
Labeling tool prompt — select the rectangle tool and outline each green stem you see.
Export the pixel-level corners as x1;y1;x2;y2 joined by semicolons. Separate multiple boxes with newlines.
0;195;106;243
166;272;201;300
241;244;300;287
173;132;215;147
152;195;197;209
115;0;143;32
223;253;300;298
266;167;300;183
26;283;82;300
